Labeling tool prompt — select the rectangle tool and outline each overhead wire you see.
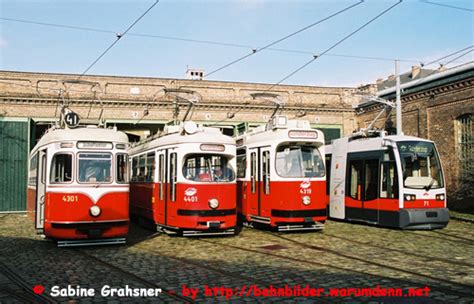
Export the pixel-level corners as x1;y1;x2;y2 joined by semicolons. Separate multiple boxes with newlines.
0;15;421;63
419;0;474;12
407;48;473;88
208;0;403;126
77;0;160;79
264;0;403;94
204;0;365;78
422;45;473;67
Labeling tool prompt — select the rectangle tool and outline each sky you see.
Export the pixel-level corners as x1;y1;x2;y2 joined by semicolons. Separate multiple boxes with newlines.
0;0;472;87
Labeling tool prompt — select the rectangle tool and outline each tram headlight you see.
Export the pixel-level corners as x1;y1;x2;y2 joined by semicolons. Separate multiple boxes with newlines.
90;205;101;217
302;196;311;206
436;194;445;201
209;199;219;209
404;194;416;201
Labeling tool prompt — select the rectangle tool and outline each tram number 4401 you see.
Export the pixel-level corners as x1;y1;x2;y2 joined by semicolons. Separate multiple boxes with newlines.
184;196;198;203
62;195;78;203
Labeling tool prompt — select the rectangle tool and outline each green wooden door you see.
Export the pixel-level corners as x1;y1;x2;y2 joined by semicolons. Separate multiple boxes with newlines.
0;119;29;212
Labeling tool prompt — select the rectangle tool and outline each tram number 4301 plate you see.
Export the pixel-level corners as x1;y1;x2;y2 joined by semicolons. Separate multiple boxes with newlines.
62;195;78;203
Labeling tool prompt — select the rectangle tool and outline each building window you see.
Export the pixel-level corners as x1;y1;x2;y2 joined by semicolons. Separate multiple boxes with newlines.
456;113;473;198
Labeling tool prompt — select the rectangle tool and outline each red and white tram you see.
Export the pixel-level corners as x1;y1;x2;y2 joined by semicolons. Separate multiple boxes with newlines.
326;131;449;229
129;121;237;236
236;116;327;231
27;126;130;246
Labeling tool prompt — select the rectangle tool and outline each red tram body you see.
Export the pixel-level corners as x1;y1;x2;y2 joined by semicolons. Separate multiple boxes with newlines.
129;122;237;236
236;116;327;231
326;132;449;229
27;126;130;246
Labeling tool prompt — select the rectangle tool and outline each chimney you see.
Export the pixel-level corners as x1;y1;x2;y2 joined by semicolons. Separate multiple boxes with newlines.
387;74;395;81
437;64;447;72
411;65;421;79
186;68;204;80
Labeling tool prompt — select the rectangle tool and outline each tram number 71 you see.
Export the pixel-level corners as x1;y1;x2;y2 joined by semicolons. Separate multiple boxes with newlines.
62;195;78;203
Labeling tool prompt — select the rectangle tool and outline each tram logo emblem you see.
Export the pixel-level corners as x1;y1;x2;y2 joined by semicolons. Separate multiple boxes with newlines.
300;180;312;195
300;181;311;189
185;188;198;196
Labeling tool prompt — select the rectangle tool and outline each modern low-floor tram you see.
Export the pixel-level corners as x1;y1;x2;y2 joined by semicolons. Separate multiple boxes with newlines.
236;116;327;231
129;121;237;236
326;131;448;229
27;125;130;247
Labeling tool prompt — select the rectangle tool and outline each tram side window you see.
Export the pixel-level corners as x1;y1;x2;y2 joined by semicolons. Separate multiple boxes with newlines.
364;159;379;201
117;154;128;183
131;157;139;182
146;152;155;182
380;162;399;199
158;154;164;200
348;160;363;200
170;153;177;201
250;152;256;193
236;149;246;178
138;154;146;182
50;154;72;183
262;151;270;194
29;154;38;186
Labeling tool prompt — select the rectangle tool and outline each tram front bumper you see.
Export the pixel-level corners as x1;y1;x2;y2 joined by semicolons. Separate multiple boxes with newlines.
400;208;450;230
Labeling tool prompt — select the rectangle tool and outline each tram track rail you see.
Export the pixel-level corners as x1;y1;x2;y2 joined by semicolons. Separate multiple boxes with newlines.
406;230;474;246
261;231;474;294
0;261;58;303
432;230;474;244
74;249;194;303
134;242;333;303
322;232;474;268
199;232;474;300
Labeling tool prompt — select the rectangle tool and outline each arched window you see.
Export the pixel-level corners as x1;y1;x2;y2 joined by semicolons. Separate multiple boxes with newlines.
456;113;473;198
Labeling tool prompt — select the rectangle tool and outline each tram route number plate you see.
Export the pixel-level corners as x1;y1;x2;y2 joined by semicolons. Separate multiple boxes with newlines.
65;112;80;128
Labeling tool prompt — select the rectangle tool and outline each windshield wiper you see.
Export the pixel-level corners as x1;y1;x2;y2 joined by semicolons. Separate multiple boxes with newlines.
423;178;436;191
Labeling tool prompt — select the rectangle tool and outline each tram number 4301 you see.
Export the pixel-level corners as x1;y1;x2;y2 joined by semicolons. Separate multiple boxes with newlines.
62;195;79;203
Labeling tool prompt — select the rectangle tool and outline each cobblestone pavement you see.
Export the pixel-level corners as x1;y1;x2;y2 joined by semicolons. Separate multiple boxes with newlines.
0;214;473;303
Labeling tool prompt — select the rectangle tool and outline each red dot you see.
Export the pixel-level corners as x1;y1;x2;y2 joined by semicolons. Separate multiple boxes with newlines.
33;285;45;294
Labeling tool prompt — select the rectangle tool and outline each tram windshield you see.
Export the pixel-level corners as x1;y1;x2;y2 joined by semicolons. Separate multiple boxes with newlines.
276;144;325;178
183;154;235;182
78;153;112;183
397;141;444;190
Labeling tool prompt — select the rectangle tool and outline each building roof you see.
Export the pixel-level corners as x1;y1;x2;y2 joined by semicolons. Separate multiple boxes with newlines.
376;68;436;91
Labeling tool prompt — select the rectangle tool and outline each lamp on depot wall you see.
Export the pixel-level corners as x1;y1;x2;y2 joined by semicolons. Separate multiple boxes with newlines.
227;112;235;119
295;110;306;118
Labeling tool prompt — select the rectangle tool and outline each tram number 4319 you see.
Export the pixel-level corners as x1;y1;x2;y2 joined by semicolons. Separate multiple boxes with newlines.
62;195;78;203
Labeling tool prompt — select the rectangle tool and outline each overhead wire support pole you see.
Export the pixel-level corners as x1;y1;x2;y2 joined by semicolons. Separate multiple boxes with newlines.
204;0;365;78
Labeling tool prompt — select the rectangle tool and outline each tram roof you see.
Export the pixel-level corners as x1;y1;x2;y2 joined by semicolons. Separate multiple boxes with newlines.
325;133;435;151
236;117;324;146
129;124;235;154
31;126;129;153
